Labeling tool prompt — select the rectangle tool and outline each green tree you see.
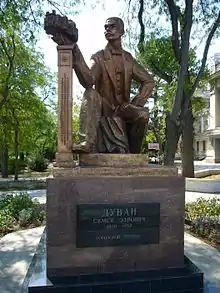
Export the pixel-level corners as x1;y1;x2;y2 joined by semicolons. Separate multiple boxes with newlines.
0;0;70;177
137;34;209;168
73;102;81;144
0;0;84;43
0;34;57;179
129;0;219;177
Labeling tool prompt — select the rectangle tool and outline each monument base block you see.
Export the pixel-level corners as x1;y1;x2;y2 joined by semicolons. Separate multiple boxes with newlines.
52;164;178;177
32;164;203;293
47;174;185;277
79;153;149;167
54;152;76;168
28;256;203;293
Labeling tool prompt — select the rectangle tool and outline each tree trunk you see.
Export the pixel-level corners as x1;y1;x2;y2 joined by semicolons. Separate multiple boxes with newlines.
181;105;194;177
164;114;181;166
0;148;9;178
152;91;163;162
0;125;9;178
14;127;19;181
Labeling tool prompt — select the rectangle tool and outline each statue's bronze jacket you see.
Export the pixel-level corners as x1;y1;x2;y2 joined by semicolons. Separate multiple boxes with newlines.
73;45;154;115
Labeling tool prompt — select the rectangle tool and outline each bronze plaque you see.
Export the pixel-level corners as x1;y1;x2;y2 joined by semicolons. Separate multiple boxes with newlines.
76;203;160;248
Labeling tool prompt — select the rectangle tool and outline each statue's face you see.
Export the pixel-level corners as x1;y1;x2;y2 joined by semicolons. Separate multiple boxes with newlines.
104;19;123;41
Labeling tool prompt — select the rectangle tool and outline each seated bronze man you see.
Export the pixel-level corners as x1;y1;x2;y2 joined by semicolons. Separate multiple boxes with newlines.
45;14;155;153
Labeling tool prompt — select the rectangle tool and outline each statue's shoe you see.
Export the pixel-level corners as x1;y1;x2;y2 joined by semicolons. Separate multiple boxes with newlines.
72;142;90;153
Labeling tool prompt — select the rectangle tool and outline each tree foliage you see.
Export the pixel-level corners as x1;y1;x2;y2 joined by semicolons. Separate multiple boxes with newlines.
0;37;57;178
0;0;66;178
0;0;83;43
125;0;220;177
137;34;209;160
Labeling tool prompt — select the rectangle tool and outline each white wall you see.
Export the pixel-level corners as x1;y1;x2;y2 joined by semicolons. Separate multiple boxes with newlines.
215;88;220;127
209;93;216;129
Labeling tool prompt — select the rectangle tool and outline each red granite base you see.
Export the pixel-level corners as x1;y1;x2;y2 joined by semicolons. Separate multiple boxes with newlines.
47;175;185;279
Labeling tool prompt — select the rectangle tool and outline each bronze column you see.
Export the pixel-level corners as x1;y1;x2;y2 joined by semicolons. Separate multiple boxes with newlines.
56;44;75;167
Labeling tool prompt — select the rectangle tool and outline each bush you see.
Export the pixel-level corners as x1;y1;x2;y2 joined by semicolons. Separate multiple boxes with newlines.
5;193;36;219
18;208;33;224
0;209;16;235
191;216;220;243
8;157;27;175
0;194;13;210
43;147;56;161
185;198;220;243
0;192;45;236
185;198;220;221
28;154;48;172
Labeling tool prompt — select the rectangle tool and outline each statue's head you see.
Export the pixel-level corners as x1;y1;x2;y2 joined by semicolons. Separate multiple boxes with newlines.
104;17;124;41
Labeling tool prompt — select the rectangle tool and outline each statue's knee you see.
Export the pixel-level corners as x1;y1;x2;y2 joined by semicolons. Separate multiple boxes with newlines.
138;111;149;122
84;87;96;96
84;88;97;99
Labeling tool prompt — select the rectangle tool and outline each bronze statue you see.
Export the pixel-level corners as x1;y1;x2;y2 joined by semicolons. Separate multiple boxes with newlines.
44;13;154;154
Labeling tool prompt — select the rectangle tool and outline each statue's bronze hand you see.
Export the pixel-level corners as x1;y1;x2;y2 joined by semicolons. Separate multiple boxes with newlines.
51;33;75;46
44;11;78;46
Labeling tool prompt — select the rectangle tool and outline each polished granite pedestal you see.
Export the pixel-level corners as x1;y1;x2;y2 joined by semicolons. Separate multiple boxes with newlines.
28;232;204;293
28;162;203;293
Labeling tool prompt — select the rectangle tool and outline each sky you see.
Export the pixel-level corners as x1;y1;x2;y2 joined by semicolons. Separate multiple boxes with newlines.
37;0;220;98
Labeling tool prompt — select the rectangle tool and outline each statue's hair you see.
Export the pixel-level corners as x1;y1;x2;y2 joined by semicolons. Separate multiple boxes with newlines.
106;17;124;34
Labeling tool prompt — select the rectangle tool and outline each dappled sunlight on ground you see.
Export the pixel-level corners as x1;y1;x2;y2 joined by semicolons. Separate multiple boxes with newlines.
185;233;220;291
0;227;44;293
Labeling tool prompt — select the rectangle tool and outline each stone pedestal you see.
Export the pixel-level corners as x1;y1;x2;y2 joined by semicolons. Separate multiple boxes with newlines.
56;44;75;167
28;163;203;293
52;164;178;178
79;153;149;167
47;166;185;279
